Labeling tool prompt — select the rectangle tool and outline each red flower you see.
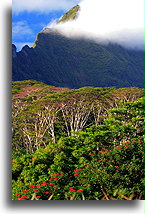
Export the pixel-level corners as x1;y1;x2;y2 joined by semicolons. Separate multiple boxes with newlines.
54;178;58;180
74;174;78;176
18;198;22;200
125;146;128;147
33;189;38;191
90;154;93;155
53;186;58;189
69;187;74;189
118;148;121;150
78;189;83;192
92;151;96;153
83;179;88;181
98;160;101;162
21;195;28;199
36;196;41;199
115;166;119;167
35;185;40;188
86;163;89;165
74;168;82;172
104;167;108;168
131;140;135;142
60;173;65;175
70;190;76;192
49;183;54;185
22;190;29;193
42;182;49;185
16;193;21;195
45;192;50;194
49;177;54;181
54;174;59;176
116;170;119;172
30;185;36;187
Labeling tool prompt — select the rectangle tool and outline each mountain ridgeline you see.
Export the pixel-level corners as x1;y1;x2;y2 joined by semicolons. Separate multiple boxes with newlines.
12;5;144;89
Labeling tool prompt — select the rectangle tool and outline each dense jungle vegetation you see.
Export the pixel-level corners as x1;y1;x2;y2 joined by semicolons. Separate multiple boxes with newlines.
12;80;144;200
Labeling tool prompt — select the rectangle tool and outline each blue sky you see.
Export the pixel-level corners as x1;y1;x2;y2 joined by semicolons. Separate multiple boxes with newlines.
12;0;81;51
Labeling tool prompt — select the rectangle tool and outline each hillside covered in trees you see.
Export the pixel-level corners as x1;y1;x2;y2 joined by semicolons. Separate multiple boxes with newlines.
12;80;144;200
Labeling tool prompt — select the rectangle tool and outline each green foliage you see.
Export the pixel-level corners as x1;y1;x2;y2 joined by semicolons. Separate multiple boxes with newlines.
12;83;144;200
12;138;143;200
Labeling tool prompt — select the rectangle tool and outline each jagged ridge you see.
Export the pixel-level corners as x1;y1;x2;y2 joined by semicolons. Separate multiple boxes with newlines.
12;5;144;89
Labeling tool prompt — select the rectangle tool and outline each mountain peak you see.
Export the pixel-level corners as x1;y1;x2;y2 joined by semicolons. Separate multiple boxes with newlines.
57;5;80;24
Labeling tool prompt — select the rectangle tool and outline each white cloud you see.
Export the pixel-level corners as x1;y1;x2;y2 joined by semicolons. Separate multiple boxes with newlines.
12;21;34;38
47;19;58;28
13;0;81;14
54;0;144;50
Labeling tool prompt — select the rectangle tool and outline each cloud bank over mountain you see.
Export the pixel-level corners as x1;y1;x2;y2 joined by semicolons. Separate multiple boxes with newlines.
54;0;143;50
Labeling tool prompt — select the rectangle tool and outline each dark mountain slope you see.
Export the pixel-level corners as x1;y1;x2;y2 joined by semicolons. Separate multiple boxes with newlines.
12;28;143;88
